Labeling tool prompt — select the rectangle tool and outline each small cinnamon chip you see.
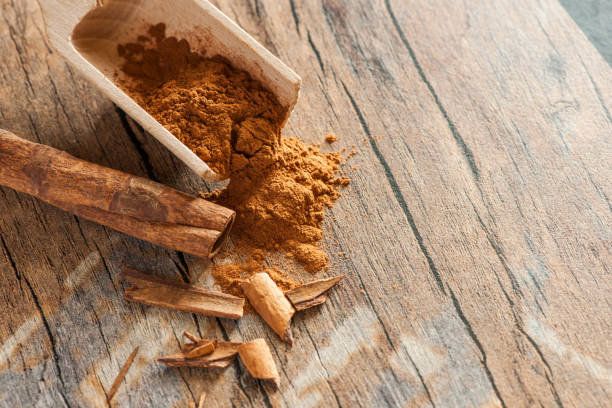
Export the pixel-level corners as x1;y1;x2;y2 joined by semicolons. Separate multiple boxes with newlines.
325;133;338;143
121;269;244;319
185;340;216;358
159;340;241;368
181;333;217;354
241;273;295;344
285;275;345;310
107;346;139;402
238;339;280;388
198;392;207;408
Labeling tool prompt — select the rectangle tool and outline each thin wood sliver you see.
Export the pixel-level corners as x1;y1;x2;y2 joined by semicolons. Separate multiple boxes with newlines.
107;346;139;402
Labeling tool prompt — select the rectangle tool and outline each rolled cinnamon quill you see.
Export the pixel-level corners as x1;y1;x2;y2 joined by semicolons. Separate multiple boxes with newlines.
0;130;234;257
241;273;295;344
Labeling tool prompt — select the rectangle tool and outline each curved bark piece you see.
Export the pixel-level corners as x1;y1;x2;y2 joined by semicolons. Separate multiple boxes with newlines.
285;275;345;310
238;339;279;388
241;273;295;344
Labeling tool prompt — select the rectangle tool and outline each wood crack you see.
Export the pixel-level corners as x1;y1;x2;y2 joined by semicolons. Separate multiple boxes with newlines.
578;158;612;214
91;239;118;293
404;351;436;407
114;106;158;181
341;81;446;295
321;3;360;78
46;75;77;136
384;0;480;181
516;325;564;408
485;260;562;404
578;57;612;125
468;200;524;297
316;75;340;122
90;307;113;361
303;326;342;408
448;287;508;408
307;30;325;73
1;14;35;95
0;235;73;407
288;0;300;34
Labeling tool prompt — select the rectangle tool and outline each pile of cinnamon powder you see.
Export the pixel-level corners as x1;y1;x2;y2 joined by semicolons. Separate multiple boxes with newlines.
117;24;349;294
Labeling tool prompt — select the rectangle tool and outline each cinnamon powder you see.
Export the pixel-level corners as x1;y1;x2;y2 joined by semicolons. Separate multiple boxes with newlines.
117;24;348;293
118;23;283;179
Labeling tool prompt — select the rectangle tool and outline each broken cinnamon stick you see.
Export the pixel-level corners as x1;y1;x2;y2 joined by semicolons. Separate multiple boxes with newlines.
238;339;280;388
241;273;295;344
121;269;244;319
159;340;241;368
285;275;345;310
0;129;234;258
107;346;139;402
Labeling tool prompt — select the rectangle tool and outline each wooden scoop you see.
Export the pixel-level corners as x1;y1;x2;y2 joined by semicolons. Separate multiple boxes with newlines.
37;0;301;181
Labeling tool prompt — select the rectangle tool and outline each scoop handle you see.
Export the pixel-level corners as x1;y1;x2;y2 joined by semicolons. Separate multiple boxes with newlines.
37;0;97;46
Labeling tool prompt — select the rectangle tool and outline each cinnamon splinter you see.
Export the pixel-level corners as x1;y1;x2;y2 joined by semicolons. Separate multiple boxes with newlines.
0;129;235;258
159;340;241;368
285;275;345;310
107;346;139;402
121;269;244;319
238;339;280;388
241;273;295;344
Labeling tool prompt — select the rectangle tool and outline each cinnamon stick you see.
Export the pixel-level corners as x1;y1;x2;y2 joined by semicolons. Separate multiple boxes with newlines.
121;269;244;319
241;273;295;344
159;340;241;368
237;339;280;388
0;129;234;258
285;275;345;310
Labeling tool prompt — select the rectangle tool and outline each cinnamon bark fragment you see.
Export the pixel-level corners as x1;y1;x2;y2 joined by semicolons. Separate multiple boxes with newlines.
181;333;212;353
285;275;345;310
241;273;295;344
184;340;216;358
121;269;244;319
237;339;280;388
159;340;241;368
107;346;139;402
0;130;235;258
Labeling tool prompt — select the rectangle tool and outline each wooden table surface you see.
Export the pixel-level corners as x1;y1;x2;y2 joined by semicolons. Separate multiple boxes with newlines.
1;0;611;407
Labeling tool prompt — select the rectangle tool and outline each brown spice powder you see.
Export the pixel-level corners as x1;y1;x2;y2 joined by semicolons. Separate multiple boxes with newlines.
118;23;284;179
117;24;348;293
325;133;338;143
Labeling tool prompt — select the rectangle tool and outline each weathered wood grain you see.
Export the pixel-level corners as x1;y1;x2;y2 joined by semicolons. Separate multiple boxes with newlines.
1;0;611;407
